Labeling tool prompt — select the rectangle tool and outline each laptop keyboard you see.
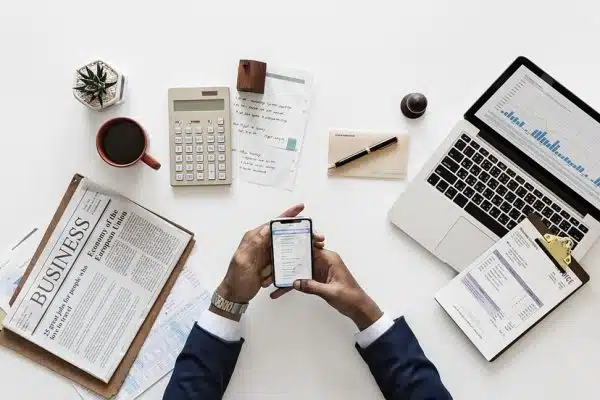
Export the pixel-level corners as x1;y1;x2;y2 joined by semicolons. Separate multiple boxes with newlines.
427;133;589;248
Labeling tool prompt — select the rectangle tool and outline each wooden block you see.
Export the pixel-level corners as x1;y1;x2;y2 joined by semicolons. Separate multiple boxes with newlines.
237;60;267;94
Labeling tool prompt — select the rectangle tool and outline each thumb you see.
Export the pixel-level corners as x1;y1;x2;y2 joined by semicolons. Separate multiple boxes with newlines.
293;279;333;299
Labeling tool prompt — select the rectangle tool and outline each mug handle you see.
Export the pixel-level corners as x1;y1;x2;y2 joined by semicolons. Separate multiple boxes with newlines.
141;153;161;170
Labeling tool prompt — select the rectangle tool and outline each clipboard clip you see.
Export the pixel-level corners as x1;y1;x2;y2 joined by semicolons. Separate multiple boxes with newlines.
537;233;573;272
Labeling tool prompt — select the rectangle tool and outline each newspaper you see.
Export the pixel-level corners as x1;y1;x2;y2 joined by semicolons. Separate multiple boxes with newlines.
75;267;210;400
2;177;192;383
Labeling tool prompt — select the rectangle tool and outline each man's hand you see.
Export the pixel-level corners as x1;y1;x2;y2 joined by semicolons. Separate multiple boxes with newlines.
272;249;382;330
213;204;325;320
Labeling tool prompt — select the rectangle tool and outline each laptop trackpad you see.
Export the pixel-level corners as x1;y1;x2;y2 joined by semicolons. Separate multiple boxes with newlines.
436;217;495;271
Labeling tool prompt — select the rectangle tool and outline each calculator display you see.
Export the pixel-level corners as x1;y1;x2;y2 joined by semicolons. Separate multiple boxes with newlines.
174;99;225;112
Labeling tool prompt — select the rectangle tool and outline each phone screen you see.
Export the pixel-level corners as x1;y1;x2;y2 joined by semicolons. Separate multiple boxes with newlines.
271;218;313;287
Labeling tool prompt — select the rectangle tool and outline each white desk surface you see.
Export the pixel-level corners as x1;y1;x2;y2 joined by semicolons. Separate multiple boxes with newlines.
2;1;600;399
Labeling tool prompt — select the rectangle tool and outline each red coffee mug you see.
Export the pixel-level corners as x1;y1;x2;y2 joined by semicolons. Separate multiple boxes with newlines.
96;117;161;170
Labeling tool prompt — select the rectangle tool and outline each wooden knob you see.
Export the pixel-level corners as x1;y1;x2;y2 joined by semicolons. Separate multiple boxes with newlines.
237;60;267;94
401;93;427;119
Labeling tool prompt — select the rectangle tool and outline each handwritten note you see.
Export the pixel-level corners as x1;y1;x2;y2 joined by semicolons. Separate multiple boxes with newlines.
232;68;312;191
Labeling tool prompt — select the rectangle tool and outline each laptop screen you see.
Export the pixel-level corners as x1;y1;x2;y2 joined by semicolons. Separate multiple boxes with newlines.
472;64;600;211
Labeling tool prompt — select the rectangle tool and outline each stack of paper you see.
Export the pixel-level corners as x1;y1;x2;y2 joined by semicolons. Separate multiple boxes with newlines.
0;227;209;400
75;267;210;400
232;67;313;191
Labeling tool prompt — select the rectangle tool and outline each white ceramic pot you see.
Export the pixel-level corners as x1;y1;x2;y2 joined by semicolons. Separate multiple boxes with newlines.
72;60;126;111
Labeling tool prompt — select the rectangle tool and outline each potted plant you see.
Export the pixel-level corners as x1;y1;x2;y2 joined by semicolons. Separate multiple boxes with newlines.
72;60;126;110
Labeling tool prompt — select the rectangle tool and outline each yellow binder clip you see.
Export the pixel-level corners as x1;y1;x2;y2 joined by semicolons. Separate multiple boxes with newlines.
538;233;573;272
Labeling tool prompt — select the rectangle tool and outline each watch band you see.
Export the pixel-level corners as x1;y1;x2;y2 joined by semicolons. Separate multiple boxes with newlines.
211;291;248;316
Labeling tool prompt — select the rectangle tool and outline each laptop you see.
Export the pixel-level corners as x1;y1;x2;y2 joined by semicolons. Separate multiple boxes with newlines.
389;56;600;271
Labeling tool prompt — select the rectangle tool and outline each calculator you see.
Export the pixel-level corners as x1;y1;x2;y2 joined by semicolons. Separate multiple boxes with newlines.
168;87;232;186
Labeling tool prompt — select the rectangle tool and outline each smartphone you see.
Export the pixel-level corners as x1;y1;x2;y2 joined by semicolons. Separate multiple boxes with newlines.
270;217;314;288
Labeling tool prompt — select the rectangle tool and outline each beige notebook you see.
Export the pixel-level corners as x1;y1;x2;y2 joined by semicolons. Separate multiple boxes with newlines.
328;130;409;180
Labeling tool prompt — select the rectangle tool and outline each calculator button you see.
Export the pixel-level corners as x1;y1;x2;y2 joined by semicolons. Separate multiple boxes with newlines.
207;144;215;152
218;117;224;125
218;154;226;162
185;145;193;153
185;126;192;134
175;173;184;181
196;154;204;162
207;135;215;143
217;126;225;133
218;144;225;152
208;154;216;162
217;135;225;143
218;172;226;180
196;163;204;171
218;163;226;171
196;172;204;180
175;164;183;172
186;164;194;171
194;126;202;134
208;171;216;180
174;137;183;144
207;126;214;133
186;173;194;181
196;145;204;153
174;127;182;134
185;154;193;162
208;163;216;172
175;145;183;153
195;135;203;143
175;155;183;162
185;137;193;144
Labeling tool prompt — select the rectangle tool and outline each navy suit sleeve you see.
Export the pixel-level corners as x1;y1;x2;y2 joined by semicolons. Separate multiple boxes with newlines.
163;323;244;400
356;317;452;400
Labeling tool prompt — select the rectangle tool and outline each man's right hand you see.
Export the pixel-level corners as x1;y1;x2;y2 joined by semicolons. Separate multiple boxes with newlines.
271;249;383;330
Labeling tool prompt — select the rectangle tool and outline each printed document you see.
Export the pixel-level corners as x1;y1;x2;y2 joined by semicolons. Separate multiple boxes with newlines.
232;67;313;191
0;228;41;313
2;178;192;382
75;267;210;400
435;218;583;360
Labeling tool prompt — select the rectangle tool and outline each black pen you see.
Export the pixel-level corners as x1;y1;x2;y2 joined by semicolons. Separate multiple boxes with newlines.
328;136;398;170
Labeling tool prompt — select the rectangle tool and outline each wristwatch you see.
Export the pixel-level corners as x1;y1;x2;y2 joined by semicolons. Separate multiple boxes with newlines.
211;291;248;316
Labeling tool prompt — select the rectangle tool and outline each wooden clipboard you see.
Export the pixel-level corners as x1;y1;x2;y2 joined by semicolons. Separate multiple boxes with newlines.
0;174;196;398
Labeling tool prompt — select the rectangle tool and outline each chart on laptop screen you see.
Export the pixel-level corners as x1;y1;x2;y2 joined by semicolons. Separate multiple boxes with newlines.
475;65;600;210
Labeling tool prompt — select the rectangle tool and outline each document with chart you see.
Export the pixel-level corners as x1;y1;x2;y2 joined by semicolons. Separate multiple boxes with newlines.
435;216;589;361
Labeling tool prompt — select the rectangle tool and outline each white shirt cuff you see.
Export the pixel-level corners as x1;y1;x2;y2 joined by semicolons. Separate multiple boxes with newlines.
196;309;242;342
355;313;394;348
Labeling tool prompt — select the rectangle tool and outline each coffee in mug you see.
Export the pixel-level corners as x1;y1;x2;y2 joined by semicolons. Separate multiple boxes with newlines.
96;117;160;170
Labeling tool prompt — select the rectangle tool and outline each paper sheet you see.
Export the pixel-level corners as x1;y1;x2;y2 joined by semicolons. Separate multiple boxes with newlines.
0;228;41;314
232;67;313;191
75;266;210;400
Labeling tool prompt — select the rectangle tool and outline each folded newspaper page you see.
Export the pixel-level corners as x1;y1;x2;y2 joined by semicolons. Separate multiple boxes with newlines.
2;177;192;383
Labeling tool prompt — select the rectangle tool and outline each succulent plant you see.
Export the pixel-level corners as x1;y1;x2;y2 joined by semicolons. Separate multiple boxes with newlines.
73;63;117;108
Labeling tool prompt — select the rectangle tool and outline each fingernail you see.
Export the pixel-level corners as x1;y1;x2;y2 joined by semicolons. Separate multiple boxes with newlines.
293;280;301;290
259;225;269;236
